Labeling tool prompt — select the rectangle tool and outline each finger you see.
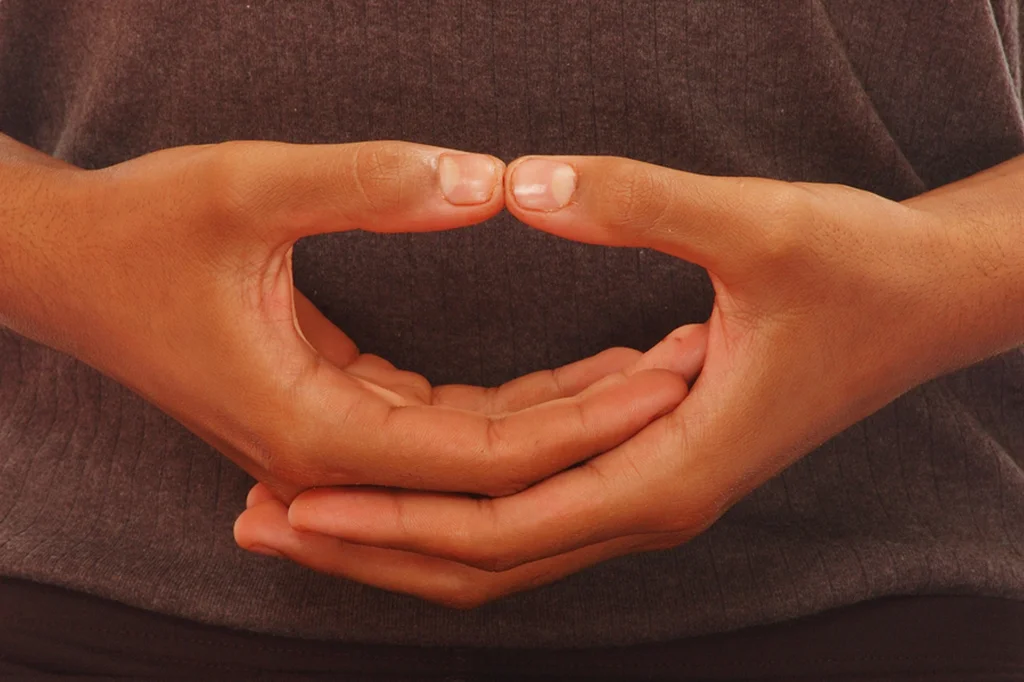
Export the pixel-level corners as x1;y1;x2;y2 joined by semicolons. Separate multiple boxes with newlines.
235;499;675;608
548;325;706;404
287;408;693;571
293;290;435;404
321;337;696;417
340;328;703;415
504;155;808;276
238;499;504;604
293;289;360;368
341;354;435;404
627;324;708;382
429;327;706;415
200;141;506;243
288;363;688;496
429;347;642;413
245;482;278;509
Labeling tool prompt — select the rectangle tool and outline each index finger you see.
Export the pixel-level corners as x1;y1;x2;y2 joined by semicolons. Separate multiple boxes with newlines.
428;347;643;413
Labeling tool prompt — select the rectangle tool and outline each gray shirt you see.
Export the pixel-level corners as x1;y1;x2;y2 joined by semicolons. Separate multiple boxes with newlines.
0;0;1022;647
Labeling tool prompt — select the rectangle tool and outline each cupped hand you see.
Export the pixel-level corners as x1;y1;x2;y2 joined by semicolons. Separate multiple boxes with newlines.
247;153;999;606
0;138;691;502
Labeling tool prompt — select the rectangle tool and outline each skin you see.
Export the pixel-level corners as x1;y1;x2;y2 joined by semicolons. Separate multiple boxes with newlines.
5;130;1022;609
235;153;1024;608
0;135;701;508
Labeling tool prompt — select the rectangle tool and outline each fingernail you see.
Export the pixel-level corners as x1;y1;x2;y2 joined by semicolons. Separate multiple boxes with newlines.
247;544;285;559
439;154;501;205
511;159;577;211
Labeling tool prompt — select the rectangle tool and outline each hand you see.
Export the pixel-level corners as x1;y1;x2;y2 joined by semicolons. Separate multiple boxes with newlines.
242;153;1007;606
0;138;691;502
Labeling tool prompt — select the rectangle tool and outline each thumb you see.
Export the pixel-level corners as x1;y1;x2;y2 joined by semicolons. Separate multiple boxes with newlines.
190;140;506;244
504;155;805;277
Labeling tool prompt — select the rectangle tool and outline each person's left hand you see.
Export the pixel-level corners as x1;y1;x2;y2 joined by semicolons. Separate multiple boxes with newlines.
235;154;1016;607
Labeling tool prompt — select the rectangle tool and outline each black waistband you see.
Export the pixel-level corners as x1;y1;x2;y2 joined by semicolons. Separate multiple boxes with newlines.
2;578;1023;681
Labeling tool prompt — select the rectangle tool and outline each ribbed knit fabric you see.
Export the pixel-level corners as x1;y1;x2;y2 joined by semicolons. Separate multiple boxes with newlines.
0;0;1022;647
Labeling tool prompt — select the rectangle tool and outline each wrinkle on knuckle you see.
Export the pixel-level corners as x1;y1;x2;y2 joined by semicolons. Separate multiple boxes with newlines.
453;500;518;572
580;457;619;500
752;183;819;264
200;142;269;229
477;418;531;497
620;451;649;488
349;141;413;219
241;430;279;474
548;365;570;397
480;385;502;413
599;162;673;242
569;396;593;438
482;416;505;463
389;493;416;542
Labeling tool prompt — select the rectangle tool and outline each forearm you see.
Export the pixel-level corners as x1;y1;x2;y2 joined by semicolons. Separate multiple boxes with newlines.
904;153;1024;367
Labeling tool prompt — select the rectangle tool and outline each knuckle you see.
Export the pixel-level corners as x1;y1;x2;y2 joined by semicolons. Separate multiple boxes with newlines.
260;448;321;490
432;581;495;610
598;161;673;240
395;370;432;402
476;420;534;497
252;426;338;491
547;364;570;397
348;141;415;218
752;183;819;263
570;396;593;435
601;346;643;365
625;413;722;537
199;141;268;227
642;531;687;552
478;479;530;498
447;502;521;572
462;547;518;573
672;493;724;537
238;430;279;474
654;470;723;536
478;385;503;414
477;463;533;498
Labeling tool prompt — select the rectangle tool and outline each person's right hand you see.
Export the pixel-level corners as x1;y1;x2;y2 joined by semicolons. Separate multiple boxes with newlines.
0;136;692;501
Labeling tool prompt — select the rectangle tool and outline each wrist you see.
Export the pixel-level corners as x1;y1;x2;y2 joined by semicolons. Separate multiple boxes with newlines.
0;159;89;351
905;187;1024;376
